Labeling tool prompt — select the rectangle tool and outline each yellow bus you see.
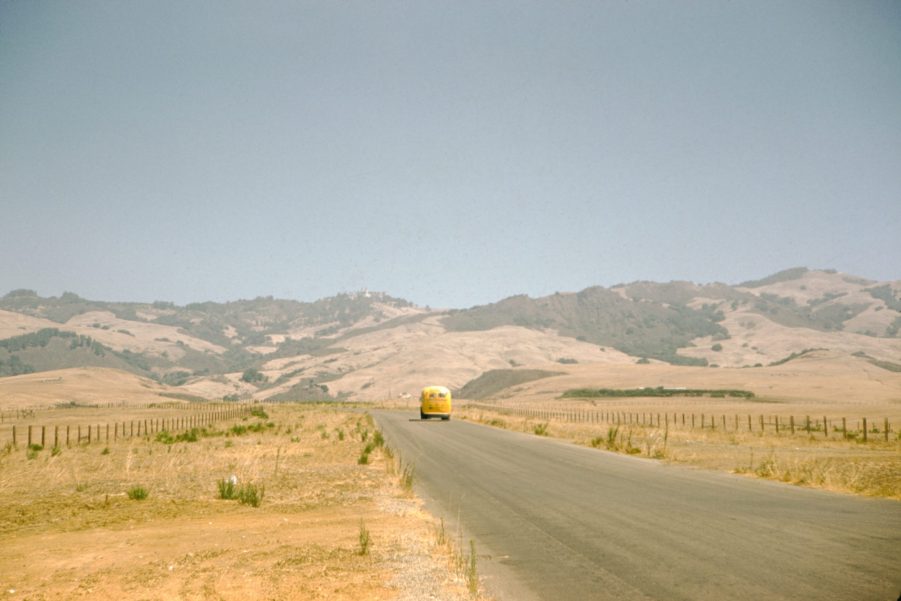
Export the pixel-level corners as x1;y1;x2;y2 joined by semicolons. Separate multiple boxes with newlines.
420;385;452;420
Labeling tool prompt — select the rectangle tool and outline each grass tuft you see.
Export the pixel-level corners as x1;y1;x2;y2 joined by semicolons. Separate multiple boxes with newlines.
466;539;478;596
236;482;264;507
127;485;149;500
217;478;237;500
358;519;371;556
400;463;414;493
250;407;269;419
26;443;42;460
436;517;446;546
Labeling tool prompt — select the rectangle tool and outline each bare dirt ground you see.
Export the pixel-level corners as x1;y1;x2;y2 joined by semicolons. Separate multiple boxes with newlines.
0;404;484;600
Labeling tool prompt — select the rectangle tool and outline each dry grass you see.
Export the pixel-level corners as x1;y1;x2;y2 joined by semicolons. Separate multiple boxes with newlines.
0;404;483;600
455;404;901;500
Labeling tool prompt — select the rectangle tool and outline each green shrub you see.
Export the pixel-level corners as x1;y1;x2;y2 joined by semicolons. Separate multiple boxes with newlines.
236;483;264;507
605;426;620;450
177;428;200;442
127;485;149;500
217;478;237;500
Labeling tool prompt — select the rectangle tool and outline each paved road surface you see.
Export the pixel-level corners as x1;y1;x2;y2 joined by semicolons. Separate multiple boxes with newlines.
374;411;901;601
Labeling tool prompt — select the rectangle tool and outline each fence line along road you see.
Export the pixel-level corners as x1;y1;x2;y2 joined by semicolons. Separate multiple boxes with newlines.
0;400;231;423
466;402;895;443
2;404;253;448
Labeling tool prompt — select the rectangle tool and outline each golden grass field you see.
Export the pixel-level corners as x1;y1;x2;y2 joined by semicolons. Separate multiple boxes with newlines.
0;404;485;601
454;399;901;500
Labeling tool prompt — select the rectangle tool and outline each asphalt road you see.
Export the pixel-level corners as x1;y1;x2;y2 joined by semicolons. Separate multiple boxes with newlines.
373;410;901;601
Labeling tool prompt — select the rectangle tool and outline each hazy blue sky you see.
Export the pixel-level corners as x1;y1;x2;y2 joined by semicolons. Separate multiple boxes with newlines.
2;1;899;309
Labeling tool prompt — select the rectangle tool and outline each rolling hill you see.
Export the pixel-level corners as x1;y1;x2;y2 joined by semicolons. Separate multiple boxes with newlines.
1;268;899;406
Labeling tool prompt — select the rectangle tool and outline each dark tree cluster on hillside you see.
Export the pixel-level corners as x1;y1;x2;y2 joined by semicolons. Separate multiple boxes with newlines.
241;368;267;384
0;355;35;376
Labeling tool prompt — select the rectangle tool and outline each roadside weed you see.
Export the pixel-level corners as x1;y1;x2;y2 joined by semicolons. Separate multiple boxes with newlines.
358;519;371;555
236;483;264;507
217;478;237;500
467;540;478;597
127;485;149;500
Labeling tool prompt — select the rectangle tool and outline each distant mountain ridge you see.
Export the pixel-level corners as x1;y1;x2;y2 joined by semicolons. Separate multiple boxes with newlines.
1;268;899;402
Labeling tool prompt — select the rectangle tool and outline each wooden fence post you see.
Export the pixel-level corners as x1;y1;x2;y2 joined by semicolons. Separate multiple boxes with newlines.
863;418;868;443
78;425;81;444
28;425;32;447
805;416;811;435
54;426;58;448
41;426;46;448
824;416;828;439
842;417;847;438
67;425;70;447
790;416;795;434
885;418;890;442
775;416;779;434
